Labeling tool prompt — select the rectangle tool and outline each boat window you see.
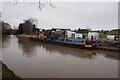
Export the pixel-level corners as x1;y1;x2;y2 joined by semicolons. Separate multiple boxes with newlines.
79;41;84;43
82;35;86;38
66;39;70;42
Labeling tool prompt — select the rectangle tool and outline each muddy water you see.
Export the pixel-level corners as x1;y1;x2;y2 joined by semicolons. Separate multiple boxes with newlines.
1;35;119;78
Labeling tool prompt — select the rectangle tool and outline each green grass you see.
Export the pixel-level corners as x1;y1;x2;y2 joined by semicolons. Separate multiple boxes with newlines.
1;62;22;80
99;31;119;38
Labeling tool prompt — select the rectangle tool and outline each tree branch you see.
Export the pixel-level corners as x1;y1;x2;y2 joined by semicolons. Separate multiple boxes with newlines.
49;0;55;8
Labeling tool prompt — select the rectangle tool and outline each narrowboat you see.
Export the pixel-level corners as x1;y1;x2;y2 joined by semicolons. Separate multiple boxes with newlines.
29;37;96;49
29;30;97;49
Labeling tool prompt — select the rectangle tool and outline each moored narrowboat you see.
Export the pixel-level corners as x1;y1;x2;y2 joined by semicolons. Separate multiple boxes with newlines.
29;30;97;49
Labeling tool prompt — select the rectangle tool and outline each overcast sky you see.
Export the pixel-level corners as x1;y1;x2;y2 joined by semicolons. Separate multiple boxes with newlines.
1;1;119;30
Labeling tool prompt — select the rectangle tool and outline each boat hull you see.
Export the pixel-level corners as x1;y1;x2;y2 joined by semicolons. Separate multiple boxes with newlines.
29;37;96;49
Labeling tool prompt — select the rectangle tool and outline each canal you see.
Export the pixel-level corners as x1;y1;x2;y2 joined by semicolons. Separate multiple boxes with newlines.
1;35;119;78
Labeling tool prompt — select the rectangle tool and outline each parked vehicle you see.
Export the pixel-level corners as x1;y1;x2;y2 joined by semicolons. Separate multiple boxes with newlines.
88;32;100;41
107;35;120;41
106;35;120;48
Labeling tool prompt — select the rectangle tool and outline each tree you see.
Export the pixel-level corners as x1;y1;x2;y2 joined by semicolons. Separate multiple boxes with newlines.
18;23;24;34
18;18;39;35
23;20;33;35
9;0;55;10
86;26;92;31
78;28;81;31
25;18;38;26
1;21;11;35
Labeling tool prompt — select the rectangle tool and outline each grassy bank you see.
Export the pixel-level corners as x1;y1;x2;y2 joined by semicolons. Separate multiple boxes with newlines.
99;30;119;38
1;61;22;80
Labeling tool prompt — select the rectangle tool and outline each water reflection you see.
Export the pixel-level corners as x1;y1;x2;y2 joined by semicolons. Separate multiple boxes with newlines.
95;50;119;60
2;35;11;48
38;43;97;59
17;36;119;60
18;38;37;57
17;38;96;59
27;41;119;60
2;35;118;78
49;46;118;60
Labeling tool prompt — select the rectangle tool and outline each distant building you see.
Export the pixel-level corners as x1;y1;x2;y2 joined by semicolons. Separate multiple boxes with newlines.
51;28;70;31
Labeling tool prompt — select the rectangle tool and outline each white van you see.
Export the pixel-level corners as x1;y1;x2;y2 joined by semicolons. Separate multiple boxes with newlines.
107;35;120;41
88;32;99;41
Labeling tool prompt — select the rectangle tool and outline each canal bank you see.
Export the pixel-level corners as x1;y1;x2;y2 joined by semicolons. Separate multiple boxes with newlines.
1;61;22;80
96;46;120;52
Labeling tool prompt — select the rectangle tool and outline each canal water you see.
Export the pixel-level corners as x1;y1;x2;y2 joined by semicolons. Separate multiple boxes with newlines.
1;35;119;78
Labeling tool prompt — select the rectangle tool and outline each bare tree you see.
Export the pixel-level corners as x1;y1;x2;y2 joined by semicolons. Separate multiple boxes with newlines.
86;26;92;31
9;0;55;10
49;0;55;8
23;20;33;34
